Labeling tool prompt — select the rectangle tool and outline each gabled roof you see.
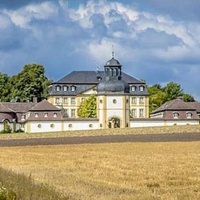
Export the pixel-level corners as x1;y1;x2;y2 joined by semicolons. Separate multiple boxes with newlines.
29;100;61;111
152;98;196;114
54;71;142;84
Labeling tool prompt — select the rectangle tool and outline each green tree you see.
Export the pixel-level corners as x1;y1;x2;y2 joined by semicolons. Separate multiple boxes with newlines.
183;93;195;102
147;84;167;113
11;64;50;102
78;94;97;118
163;82;184;102
0;73;10;102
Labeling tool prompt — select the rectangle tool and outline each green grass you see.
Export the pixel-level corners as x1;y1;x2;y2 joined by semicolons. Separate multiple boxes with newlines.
0;167;69;200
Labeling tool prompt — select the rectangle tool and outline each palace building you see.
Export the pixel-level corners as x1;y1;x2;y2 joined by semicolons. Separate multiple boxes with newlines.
48;55;149;129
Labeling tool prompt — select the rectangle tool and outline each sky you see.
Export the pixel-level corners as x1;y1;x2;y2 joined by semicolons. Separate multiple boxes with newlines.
0;0;200;100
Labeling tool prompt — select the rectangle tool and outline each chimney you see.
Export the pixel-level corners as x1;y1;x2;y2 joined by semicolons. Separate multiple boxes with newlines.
33;97;38;104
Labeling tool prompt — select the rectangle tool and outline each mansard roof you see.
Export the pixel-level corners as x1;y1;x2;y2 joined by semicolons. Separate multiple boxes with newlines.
54;71;142;84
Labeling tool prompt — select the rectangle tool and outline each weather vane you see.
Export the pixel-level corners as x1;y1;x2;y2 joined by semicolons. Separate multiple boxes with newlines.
112;45;115;58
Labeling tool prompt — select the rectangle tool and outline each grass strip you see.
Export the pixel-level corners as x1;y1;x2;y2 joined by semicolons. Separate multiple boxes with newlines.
0;167;69;200
1;125;200;140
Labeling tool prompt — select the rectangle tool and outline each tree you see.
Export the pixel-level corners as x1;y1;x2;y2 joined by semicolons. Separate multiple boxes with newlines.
147;84;167;113
0;73;10;102
11;64;51;102
183;93;195;102
163;82;184;102
78;94;97;118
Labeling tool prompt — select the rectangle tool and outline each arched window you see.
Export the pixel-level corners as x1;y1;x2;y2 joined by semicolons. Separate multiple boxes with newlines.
173;112;179;119
186;112;192;119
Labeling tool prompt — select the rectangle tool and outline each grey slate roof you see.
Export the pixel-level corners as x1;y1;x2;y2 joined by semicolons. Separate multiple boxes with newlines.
49;71;148;96
54;71;142;84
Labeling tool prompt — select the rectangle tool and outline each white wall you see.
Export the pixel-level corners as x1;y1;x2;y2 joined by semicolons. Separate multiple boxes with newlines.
22;119;200;133
28;121;62;133
130;119;199;127
63;120;99;131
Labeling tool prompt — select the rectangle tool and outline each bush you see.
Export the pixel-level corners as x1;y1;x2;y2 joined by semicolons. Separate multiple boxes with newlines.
0;123;12;134
15;129;24;133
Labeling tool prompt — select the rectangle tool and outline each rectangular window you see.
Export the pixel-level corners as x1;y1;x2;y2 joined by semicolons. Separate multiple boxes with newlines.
132;109;137;118
63;109;68;118
131;97;137;104
63;97;68;104
139;97;144;104
71;97;76;104
139;109;144;118
55;97;60;104
71;109;76;118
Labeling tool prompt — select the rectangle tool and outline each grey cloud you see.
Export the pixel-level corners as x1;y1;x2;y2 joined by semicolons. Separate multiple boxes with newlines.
141;0;200;22
135;28;183;49
0;0;45;9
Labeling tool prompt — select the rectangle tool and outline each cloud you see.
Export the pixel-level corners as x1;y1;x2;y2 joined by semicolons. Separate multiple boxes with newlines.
0;0;200;100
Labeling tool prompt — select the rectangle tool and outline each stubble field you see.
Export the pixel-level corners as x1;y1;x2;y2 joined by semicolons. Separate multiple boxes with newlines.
1;141;200;199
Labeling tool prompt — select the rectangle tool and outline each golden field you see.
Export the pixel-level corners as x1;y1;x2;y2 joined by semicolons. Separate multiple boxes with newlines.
1;142;200;199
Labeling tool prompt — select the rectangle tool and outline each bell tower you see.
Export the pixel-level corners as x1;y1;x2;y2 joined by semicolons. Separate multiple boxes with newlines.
97;54;130;129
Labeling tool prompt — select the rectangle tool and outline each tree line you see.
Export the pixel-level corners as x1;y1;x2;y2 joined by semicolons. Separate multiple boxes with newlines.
0;64;195;115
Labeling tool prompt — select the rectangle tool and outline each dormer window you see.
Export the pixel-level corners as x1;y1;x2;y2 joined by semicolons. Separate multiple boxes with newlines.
186;112;192;119
63;85;68;91
56;85;61;92
53;113;57;118
21;115;26;121
131;86;136;92
35;113;39;118
139;86;144;92
173;112;179;119
44;113;48;118
71;85;76;91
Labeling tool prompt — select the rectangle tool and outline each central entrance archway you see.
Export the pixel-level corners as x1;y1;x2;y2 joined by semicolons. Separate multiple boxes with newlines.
108;117;120;128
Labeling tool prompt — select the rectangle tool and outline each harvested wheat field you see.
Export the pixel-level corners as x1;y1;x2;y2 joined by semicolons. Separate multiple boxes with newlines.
1;142;200;200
